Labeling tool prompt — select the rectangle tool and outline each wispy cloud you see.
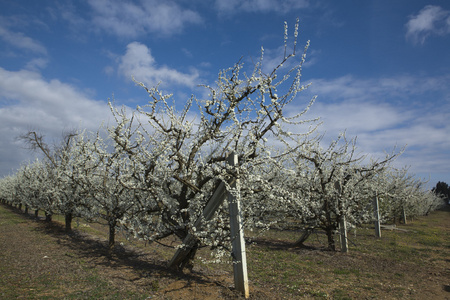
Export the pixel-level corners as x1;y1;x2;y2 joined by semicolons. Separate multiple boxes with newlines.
87;0;202;38
215;0;309;15
406;5;450;44
118;42;200;87
0;25;47;55
24;58;49;71
308;75;450;103
290;74;450;175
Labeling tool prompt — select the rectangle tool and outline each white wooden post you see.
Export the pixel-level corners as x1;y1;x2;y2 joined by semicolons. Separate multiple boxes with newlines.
335;181;348;253
402;205;407;224
373;193;381;238
339;216;348;253
168;153;249;298
227;153;249;298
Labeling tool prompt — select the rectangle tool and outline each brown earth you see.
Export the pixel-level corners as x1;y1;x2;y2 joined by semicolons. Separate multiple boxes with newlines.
0;204;449;299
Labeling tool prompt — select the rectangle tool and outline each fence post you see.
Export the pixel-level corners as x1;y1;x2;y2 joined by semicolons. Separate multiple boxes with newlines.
373;193;381;238
339;215;348;253
335;181;348;253
168;152;249;298
402;205;407;224
227;152;249;298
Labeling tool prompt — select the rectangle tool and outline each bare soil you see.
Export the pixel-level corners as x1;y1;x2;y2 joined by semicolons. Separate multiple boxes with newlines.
0;204;449;299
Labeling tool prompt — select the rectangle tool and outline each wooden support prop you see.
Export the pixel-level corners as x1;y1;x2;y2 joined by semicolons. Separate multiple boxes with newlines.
402;205;407;224
339;216;348;253
169;180;228;269
169;153;249;298
373;193;381;238
227;153;249;298
334;181;348;253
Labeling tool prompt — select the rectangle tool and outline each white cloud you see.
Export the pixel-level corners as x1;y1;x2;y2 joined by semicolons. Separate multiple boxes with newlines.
118;42;200;87
287;74;450;176
406;5;450;44
308;100;409;134
0;67;112;176
308;75;450;103
87;0;202;38
25;58;49;71
215;0;309;15
0;68;111;129
0;25;47;55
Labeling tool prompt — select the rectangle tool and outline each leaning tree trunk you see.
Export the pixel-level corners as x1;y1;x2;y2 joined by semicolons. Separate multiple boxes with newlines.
293;228;314;247
169;241;199;271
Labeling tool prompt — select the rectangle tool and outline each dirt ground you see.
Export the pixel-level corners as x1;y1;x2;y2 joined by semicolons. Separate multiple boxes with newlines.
0;204;449;299
0;206;262;299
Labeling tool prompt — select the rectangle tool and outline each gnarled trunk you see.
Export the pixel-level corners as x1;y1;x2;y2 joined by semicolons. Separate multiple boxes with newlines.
169;241;199;271
293;228;313;247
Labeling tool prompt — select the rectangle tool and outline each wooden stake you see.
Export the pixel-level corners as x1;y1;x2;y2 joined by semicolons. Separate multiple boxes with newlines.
402;205;407;224
169;153;249;298
339;216;348;253
373;193;381;238
227;153;249;298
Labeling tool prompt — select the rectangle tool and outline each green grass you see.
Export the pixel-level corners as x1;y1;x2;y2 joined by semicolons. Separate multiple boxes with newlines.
0;206;150;300
1;203;449;299
0;206;27;225
332;288;352;300
332;268;360;276
242;209;450;298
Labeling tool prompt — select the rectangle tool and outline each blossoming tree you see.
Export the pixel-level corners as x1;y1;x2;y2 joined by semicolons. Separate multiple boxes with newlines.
282;134;401;250
107;20;319;269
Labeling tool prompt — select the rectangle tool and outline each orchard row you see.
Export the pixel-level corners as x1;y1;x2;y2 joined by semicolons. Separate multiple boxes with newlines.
0;23;443;269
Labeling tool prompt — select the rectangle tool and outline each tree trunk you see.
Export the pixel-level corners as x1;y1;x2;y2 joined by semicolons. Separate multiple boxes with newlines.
108;220;116;256
65;213;73;232
24;206;29;214
169;230;201;271
35;210;39;219
45;212;52;222
170;242;198;271
325;227;336;251
293;228;313;247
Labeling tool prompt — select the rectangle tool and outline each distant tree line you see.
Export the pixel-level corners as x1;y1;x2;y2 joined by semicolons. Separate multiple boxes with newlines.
432;181;450;205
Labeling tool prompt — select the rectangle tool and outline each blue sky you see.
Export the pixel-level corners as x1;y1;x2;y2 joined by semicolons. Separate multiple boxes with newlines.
0;0;449;188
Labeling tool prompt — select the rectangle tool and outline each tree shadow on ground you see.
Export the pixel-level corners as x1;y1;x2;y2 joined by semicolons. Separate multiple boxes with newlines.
246;236;328;252
9;206;239;296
